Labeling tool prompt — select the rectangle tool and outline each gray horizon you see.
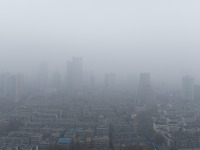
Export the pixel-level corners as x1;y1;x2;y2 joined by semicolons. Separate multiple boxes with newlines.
1;0;200;87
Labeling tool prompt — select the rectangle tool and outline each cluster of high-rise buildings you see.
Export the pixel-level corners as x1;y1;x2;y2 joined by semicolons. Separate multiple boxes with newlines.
1;57;200;150
2;57;200;106
37;57;83;93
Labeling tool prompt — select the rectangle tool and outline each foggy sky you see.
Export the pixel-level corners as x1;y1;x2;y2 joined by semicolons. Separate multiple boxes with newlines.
1;0;200;86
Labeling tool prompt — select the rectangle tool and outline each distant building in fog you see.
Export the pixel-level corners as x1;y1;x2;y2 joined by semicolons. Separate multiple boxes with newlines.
66;57;83;91
83;71;96;90
38;62;48;91
182;75;194;101
0;73;24;101
194;84;200;102
137;73;154;104
105;73;116;89
12;73;24;101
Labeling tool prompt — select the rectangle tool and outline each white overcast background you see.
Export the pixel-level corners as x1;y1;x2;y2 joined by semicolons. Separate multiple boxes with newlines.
0;0;200;87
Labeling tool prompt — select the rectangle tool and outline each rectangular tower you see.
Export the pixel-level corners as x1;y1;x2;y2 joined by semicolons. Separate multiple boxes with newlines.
66;57;83;91
137;73;154;104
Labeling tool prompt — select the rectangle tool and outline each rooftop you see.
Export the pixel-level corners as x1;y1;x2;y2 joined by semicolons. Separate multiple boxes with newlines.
58;138;71;143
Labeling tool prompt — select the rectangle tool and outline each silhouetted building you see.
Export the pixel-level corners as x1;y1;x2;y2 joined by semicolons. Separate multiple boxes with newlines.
66;57;83;91
137;73;154;104
105;73;116;89
12;73;24;101
194;84;200;102
182;75;194;101
0;73;24;101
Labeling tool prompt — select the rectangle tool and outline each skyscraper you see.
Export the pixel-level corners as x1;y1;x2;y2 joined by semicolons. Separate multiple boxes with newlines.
137;73;154;104
194;84;200;102
66;57;83;91
105;73;116;89
0;73;24;101
12;73;24;101
182;75;194;101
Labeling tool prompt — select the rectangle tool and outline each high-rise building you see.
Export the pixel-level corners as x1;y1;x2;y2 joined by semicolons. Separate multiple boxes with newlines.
38;62;48;91
105;73;116;89
137;73;154;104
139;73;151;88
0;73;24;100
194;84;200;102
182;75;194;101
12;73;24;101
66;57;83;91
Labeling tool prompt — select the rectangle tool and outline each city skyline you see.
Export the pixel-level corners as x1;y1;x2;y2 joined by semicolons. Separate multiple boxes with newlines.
1;1;200;149
1;58;200;89
1;0;200;86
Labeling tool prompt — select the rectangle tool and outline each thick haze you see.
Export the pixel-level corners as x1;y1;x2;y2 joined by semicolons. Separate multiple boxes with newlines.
1;0;200;86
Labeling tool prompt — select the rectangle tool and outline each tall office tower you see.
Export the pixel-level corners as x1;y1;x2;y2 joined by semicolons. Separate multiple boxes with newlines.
0;73;24;100
137;73;154;104
11;73;24;100
182;75;194;101
38;62;48;91
194;84;200;102
52;71;62;90
66;57;83;91
66;61;73;89
105;74;116;89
